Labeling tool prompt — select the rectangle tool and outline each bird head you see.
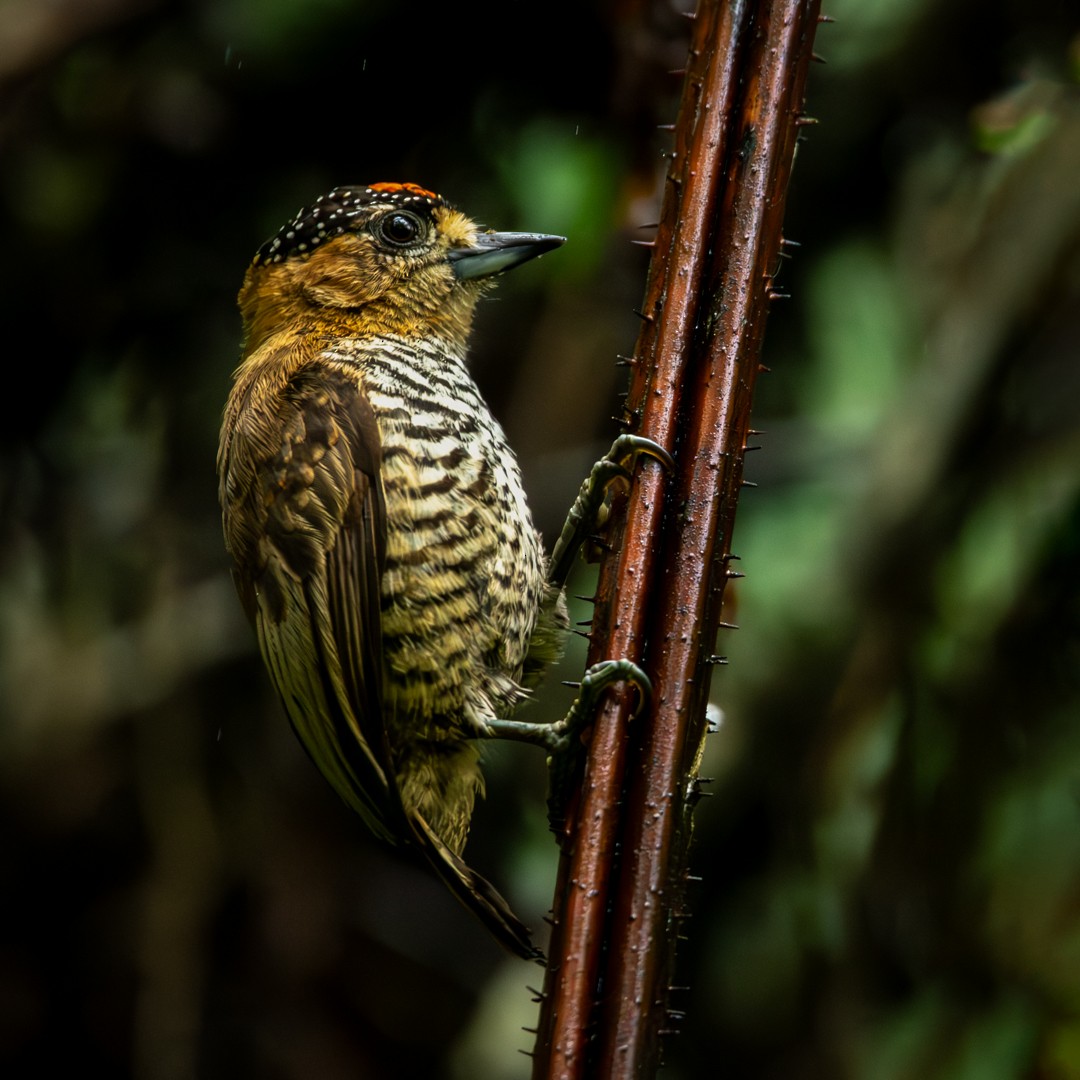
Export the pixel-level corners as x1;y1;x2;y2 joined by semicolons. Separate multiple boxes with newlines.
238;183;564;355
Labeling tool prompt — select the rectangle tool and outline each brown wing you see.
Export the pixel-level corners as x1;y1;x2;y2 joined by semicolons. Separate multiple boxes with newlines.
220;353;540;959
220;357;395;839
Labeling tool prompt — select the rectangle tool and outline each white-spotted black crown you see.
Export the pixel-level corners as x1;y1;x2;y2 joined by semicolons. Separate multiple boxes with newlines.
254;183;448;265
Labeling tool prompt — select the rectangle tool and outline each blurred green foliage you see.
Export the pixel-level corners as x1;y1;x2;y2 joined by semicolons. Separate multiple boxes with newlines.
1;1;1078;1078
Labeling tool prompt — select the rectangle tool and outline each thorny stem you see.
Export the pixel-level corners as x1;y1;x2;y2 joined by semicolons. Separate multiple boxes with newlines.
531;2;822;1077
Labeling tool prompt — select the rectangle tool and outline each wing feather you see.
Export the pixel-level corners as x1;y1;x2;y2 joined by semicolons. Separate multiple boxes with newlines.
222;357;394;836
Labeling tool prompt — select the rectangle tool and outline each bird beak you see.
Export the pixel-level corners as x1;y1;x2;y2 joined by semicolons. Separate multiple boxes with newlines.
449;231;565;280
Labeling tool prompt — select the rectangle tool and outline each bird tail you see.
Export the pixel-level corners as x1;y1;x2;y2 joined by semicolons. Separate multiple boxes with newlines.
408;812;544;962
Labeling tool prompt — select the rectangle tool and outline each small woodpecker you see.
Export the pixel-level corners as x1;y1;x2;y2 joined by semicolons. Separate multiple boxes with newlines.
218;183;664;958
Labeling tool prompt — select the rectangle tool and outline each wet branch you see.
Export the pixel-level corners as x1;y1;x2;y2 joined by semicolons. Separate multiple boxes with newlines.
532;1;823;1076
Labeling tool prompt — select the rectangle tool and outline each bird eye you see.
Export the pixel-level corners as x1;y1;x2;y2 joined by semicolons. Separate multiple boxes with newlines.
375;211;425;248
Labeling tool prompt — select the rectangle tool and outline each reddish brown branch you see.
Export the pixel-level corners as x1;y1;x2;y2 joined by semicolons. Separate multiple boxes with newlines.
532;2;821;1077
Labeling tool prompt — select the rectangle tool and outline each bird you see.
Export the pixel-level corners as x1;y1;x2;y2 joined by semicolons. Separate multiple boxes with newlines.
217;182;576;959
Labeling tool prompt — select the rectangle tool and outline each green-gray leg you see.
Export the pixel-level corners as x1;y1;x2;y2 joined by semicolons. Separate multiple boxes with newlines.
547;435;674;590
492;436;670;826
486;658;651;829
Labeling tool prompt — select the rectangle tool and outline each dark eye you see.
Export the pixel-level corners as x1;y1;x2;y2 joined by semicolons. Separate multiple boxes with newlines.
375;211;424;247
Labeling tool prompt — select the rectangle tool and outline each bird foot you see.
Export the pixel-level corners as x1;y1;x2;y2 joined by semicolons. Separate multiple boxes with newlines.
547;435;674;589
485;658;651;830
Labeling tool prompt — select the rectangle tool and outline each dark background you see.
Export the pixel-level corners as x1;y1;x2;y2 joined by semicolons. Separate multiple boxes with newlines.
2;1;1079;1077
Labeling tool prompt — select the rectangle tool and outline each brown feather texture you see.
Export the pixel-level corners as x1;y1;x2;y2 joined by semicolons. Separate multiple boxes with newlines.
218;184;566;958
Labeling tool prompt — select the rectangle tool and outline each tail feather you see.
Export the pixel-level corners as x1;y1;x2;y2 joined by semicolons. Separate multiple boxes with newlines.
408;812;544;962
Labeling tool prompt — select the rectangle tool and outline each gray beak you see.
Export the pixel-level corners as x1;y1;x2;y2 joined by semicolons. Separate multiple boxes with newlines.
449;231;565;280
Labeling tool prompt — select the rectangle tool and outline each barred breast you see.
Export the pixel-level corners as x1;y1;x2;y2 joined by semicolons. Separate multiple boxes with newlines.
339;335;548;849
